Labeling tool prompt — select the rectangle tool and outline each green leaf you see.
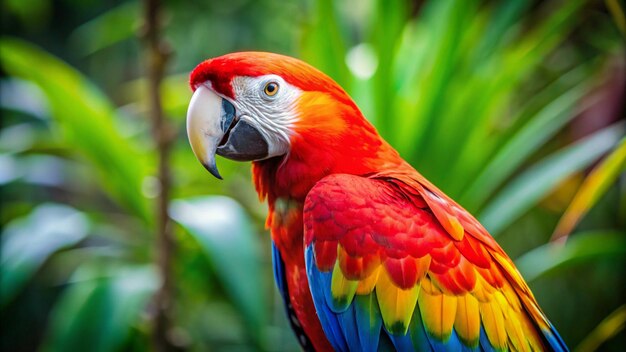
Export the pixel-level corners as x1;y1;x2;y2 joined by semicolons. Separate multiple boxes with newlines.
41;265;158;352
606;0;626;37
552;137;626;241
300;0;351;89
68;2;139;56
411;0;479;157
369;0;409;137
466;1;530;66
3;0;51;29
393;0;477;155
0;204;89;306
170;196;265;337
0;37;152;223
434;0;587;189
460;77;592;210
516;231;626;283
480;122;625;235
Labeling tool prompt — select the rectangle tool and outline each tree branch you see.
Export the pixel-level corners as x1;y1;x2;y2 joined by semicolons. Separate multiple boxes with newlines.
142;0;175;350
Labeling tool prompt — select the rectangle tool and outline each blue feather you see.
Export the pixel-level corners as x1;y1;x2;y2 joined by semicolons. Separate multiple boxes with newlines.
338;303;363;351
385;328;414;351
382;307;418;351
454;328;480;352
271;242;286;296
424;329;466;352
543;323;569;352
305;246;349;352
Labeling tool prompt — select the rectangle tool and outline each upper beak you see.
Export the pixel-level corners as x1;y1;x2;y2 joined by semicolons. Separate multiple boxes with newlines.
186;85;269;179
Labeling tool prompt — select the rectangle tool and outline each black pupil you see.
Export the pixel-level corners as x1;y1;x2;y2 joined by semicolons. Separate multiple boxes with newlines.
267;83;276;93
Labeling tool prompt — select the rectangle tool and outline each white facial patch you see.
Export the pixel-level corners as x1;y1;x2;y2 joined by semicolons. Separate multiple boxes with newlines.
228;75;301;159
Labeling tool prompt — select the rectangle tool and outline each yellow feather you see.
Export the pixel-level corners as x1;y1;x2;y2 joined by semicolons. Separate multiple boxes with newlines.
520;312;545;351
492;253;550;350
480;300;508;349
330;261;358;310
418;290;457;341
503;310;531;352
492;252;549;326
375;266;419;334
454;294;480;346
447;215;465;241
471;274;495;302
494;291;530;351
501;283;522;312
356;266;381;295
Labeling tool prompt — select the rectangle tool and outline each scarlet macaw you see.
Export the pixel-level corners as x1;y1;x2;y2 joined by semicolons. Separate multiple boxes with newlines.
186;52;567;351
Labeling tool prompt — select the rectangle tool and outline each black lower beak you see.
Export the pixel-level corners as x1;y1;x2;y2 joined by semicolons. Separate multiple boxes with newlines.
217;120;269;161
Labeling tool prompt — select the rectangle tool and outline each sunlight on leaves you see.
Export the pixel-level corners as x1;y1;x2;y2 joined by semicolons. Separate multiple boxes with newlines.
575;304;626;352
552;137;626;242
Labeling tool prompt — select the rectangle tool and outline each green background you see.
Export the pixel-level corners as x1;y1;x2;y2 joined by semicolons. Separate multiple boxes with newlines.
1;0;624;351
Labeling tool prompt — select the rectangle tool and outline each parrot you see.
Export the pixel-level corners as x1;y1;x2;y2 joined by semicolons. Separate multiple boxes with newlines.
185;52;568;352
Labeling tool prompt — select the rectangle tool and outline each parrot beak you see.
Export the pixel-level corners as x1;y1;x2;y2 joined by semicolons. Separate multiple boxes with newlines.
186;85;269;179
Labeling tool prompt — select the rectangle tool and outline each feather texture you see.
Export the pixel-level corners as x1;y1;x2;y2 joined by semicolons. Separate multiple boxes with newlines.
303;173;568;351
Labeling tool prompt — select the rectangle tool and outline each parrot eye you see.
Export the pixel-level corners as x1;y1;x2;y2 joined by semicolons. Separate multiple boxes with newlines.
263;82;279;97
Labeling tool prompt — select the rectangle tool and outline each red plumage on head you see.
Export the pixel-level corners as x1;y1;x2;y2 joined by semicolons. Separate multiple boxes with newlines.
189;51;351;105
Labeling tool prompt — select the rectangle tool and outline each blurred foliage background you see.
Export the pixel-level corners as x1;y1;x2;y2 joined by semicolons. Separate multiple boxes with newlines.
1;0;625;351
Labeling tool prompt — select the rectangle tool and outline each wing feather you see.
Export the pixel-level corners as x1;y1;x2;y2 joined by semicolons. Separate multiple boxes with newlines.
304;173;567;351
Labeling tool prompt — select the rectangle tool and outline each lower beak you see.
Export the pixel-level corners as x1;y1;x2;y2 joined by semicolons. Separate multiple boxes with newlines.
186;86;269;179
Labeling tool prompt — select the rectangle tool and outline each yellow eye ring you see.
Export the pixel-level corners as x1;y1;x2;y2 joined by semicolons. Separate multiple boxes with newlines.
264;82;279;96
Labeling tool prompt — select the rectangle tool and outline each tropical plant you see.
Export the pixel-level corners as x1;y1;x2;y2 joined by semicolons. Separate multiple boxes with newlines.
1;0;624;350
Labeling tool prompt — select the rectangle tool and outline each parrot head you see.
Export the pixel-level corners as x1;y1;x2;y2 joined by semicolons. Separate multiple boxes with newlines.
187;52;399;184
